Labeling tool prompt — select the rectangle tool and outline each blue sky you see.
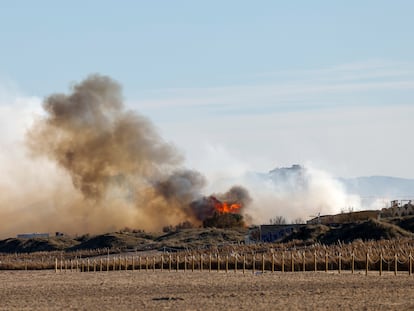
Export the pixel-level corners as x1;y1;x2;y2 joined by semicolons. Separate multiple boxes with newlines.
1;1;414;178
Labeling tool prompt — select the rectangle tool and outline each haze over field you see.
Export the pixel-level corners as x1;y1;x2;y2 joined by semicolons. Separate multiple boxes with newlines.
0;75;360;237
1;2;414;237
1;74;413;238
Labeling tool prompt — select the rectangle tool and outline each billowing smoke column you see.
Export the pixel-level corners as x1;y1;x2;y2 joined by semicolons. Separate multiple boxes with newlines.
28;75;182;199
25;74;250;233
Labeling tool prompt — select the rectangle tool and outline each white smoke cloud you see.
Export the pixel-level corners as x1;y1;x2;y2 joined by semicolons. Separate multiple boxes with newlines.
174;140;364;224
203;160;363;225
0;94;76;237
246;165;362;224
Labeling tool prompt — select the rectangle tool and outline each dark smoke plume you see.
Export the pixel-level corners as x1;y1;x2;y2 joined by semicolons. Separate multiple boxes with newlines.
155;170;206;211
190;185;252;221
28;75;181;200
215;186;252;207
24;74;252;233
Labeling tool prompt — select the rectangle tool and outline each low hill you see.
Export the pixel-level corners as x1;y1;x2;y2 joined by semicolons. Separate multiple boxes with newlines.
0;236;79;253
2;217;414;253
281;219;413;245
155;227;246;250
383;215;414;233
0;228;247;254
69;232;158;251
320;219;413;244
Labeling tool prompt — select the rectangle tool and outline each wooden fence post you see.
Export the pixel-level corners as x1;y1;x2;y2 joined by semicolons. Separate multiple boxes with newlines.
200;255;203;272
209;253;212;272
153;257;156;272
282;252;285;273
226;255;229;273
409;252;412;276
106;250;109;272
272;254;275;273
338;253;341;274
125;256;128;271
169;255;172;272
325;253;328;273
234;255;237;273
365;253;369;276
351;253;355;274
132;256;135;272
302;252;306;272
100;259;103;272
55;258;58;273
161;255;164;272
192;255;195;272
394;253;398;276
252;254;256;274
184;255;187;272
176;255;179;272
379;253;383;276
243;254;246;274
314;251;317;272
217;255;220;273
291;252;294;272
146;257;149;271
262;253;265;273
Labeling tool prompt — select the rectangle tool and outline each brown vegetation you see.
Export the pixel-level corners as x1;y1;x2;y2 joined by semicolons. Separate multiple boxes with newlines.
2;238;414;274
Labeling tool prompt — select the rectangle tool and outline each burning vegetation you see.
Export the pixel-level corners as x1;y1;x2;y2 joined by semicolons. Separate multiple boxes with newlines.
210;196;242;214
189;186;251;229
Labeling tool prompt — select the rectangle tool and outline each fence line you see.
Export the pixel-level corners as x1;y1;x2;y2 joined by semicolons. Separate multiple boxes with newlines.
43;251;414;276
2;246;414;276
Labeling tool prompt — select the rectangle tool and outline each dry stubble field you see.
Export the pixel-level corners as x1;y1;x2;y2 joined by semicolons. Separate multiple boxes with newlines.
1;270;414;310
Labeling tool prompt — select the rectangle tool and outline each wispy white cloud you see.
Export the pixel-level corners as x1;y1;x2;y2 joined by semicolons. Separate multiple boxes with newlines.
131;60;414;118
155;102;414;179
246;59;414;82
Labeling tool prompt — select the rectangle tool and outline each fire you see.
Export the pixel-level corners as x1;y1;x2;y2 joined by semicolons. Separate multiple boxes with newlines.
210;196;242;214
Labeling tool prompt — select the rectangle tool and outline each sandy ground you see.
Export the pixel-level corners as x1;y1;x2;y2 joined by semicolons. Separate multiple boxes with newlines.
1;270;414;310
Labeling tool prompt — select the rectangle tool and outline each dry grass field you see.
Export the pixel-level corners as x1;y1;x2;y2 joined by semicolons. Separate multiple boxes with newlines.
1;270;414;310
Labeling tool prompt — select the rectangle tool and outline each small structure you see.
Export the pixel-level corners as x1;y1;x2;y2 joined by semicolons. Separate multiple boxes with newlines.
17;233;49;239
381;200;414;217
307;210;380;225
245;226;260;244
259;224;303;242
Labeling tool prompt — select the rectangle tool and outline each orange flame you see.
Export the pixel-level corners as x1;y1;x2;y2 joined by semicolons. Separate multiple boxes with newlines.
210;196;242;214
